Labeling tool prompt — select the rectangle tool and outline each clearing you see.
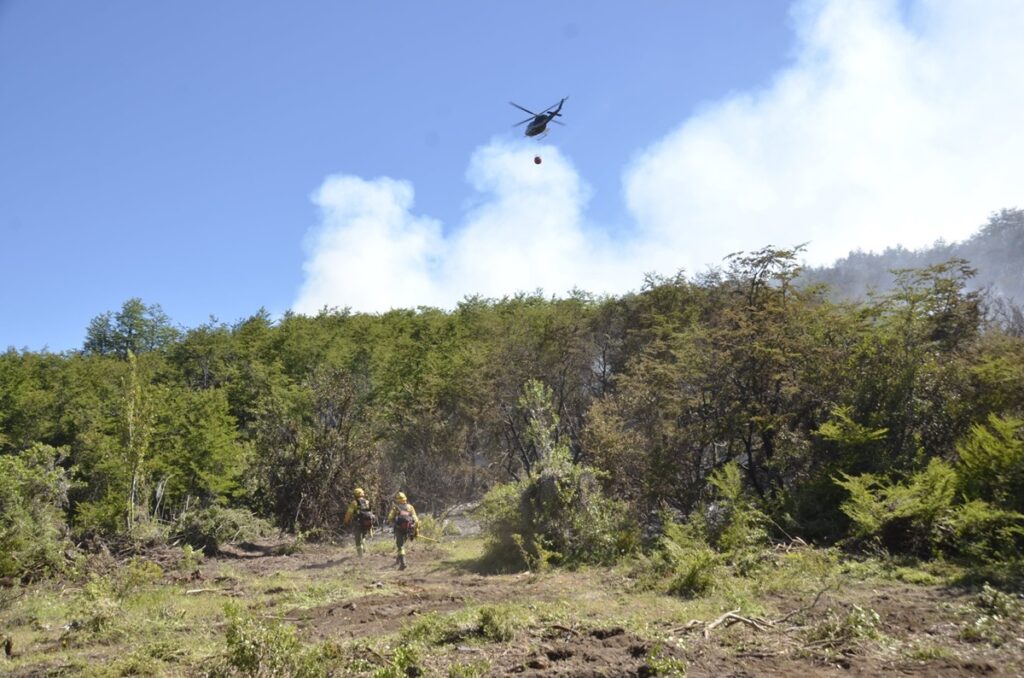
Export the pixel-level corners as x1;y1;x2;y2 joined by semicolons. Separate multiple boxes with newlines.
2;529;1023;676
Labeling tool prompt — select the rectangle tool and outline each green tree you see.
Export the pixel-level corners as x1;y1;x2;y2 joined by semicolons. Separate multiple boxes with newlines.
0;444;72;579
83;298;178;358
150;386;246;513
252;367;374;531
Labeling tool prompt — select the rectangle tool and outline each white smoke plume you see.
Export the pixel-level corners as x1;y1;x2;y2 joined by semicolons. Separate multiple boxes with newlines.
295;0;1024;313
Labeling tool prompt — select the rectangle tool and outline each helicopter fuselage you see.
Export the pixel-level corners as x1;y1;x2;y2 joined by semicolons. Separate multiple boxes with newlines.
525;117;551;137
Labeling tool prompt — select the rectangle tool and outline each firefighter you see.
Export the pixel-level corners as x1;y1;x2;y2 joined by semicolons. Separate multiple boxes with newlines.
342;487;374;556
386;491;418;569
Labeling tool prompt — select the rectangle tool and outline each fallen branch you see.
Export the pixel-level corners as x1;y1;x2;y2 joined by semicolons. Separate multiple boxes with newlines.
772;584;836;625
704;609;742;635
703;610;776;638
672;585;835;639
184;588;239;596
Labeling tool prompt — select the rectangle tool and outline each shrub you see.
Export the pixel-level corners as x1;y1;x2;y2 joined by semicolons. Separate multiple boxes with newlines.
976;582;1022;620
704;463;769;560
629;520;723;597
0;443;73;580
478;448;638;570
447;659;491;678
371;643;423;678
477;603;532;642
219;603;322;677
477;381;639;571
666;547;720;597
62;575;123;646
115;557;164;596
943;499;1024;563
171;506;272;555
835;458;957;556
401;611;470;646
659;522;721;597
957;415;1024;512
178;543;205;571
805;604;881;646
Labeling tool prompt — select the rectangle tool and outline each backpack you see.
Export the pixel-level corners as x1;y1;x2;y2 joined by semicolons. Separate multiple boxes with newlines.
356;497;374;530
394;503;416;535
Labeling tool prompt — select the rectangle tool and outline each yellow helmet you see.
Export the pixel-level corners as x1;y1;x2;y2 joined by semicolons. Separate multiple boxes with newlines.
395;491;407;502
354;488;365;498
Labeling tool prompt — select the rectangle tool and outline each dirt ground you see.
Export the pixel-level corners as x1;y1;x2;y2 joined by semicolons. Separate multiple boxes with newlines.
3;532;1022;676
205;535;1024;677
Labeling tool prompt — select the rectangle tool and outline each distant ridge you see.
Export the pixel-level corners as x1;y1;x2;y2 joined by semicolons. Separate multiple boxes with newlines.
803;208;1024;305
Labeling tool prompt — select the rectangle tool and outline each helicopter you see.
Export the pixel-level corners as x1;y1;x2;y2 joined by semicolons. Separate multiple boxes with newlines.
510;97;568;138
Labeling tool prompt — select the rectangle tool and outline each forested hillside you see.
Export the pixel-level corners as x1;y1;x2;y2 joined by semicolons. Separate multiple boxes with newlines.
805;208;1024;310
4;243;1023;577
5;244;1024;675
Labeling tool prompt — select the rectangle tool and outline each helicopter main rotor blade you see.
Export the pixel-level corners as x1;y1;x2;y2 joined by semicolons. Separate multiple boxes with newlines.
552;120;566;126
513;116;534;127
509;101;539;116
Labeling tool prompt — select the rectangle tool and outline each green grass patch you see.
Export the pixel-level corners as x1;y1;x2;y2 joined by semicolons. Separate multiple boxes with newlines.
905;642;956;661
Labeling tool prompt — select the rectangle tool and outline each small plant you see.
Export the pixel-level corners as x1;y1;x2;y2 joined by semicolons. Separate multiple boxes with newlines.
478;603;531;642
415;514;443;540
959;613;1006;646
401;611;469;646
976;583;1021;619
805;604;881;647
115;557;164;596
447;659;491;677
644;643;687;676
905;643;955;661
894;566;940;586
372;642;423;678
666;548;719;598
178;543;204;571
62;575;123;645
643;521;722;598
273;531;306;556
220;602;321;676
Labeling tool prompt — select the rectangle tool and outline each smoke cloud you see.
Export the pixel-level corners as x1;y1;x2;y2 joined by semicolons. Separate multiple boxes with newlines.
295;0;1024;314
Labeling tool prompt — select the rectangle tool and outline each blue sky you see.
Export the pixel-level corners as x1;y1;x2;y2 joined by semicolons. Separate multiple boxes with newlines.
3;1;1023;352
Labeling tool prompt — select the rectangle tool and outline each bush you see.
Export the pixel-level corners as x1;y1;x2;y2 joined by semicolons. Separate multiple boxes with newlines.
943;499;1024;563
401;611;471;646
477;603;532;642
805;604;881;647
62;575;124;646
835;458;957;556
666;547;720;597
654;521;722;597
704;463;769;560
0;443;72;580
477;448;638;570
171;506;272;555
957;414;1024;513
217;603;322;677
477;381;639;571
